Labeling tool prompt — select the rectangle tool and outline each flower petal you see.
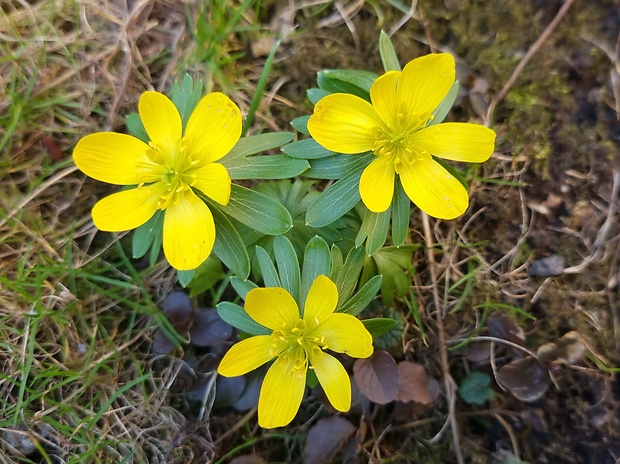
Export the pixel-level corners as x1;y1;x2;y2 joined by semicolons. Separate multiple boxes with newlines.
308;93;383;154
370;70;400;127
258;356;306;428
162;189;215;270
138;91;182;155
218;335;274;377
397;53;455;119
303;275;338;329
185;92;242;164
92;183;164;231
245;287;299;331
410;122;496;162
312;351;351;412
190;162;231;206
73;133;159;185
359;155;395;213
314;313;373;359
399;155;469;219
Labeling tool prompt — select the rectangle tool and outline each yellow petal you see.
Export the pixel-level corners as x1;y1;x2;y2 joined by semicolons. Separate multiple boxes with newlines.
369;70;400;127
359;155;395;213
138;91;182;155
303;275;338;330
162;189;215;270
399;155;468;219
397;53;455;119
312;351;351;412
218;335;274;377
312;313;373;359
73;133;159;185
410;122;496;162
190;162;231;206
245;287;299;331
185;92;242;164
92;183;164;231
308;93;383;154
258;356;306;428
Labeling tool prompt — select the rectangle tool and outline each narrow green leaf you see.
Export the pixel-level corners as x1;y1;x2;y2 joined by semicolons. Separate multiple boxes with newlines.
379;30;401;72
209;202;250;279
220;132;296;165
333;246;365;306
428;81;459;127
217;301;270;335
362;317;398;338
230;276;258;300
255;246;281;287
300;236;331;308
356;207;391;255
132;210;163;259
306;170;363;227
273;235;301;303
290;115;310;135
225;154;309;180
222;184;292;235
322;69;378;94
391;179;410;247
177;269;195;287
171;74;203;131
306;153;374;179
308;88;330;105
339;274;382;316
125;113;149;143
317;71;370;100
282;139;335;160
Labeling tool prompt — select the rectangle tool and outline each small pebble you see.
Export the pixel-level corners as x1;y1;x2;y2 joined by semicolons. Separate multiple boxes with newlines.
529;255;566;277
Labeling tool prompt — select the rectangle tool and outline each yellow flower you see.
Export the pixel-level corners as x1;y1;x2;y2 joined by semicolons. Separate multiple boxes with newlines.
307;53;496;219
218;275;373;428
73;91;242;270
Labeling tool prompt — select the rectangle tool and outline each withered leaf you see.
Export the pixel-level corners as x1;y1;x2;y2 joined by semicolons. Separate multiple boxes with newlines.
497;357;549;402
189;308;233;347
395;361;433;404
303;416;356;464
353;350;399;404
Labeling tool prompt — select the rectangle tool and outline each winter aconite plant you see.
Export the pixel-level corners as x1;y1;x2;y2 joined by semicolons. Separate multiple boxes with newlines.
73;91;241;270
218;274;373;428
307;53;496;220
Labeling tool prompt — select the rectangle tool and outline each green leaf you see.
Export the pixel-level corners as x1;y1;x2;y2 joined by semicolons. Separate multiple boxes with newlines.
132;210;163;259
282;138;335;160
273;235;301;303
217;301;270;336
322;69;378;94
362;318;398;338
379;30;401;72
222;184;292;235
331;245;365;306
171;74;203;131
221;132;296;165
225;154;309;180
355;206;391;255
428;81;459;127
308;88;330;105
317;71;370;101
125;113;149;143
209;202;250;279
300;236;331;308
305;153;374;179
290;115;310;135
339;274;382;316
459;371;495;405
391;179;410;247
255;246;281;287
306;169;363;227
230;276;258;300
186;256;227;297
372;245;419;303
177;269;195;288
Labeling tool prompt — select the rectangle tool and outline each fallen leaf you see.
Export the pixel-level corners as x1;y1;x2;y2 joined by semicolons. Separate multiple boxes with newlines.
395;361;433;404
353;350;398;404
303;416;356;464
497;357;549;402
189;308;233;347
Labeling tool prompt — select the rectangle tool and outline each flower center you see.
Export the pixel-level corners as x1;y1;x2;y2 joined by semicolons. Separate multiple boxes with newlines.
270;319;328;376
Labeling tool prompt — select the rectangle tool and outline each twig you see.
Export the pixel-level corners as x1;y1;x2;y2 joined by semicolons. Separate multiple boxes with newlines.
421;213;464;464
485;0;577;125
